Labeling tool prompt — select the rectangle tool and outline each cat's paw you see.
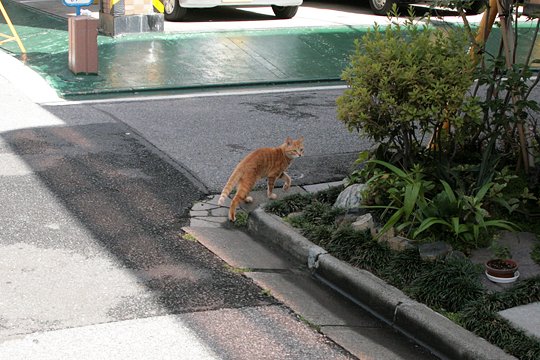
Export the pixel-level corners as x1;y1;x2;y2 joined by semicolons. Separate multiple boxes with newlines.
268;193;278;200
283;183;291;192
245;196;253;203
218;195;226;206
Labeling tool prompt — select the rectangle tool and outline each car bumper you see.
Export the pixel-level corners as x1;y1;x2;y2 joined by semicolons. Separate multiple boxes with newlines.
179;0;302;7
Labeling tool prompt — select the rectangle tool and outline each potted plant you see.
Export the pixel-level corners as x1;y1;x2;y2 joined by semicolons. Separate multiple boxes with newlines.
485;242;519;283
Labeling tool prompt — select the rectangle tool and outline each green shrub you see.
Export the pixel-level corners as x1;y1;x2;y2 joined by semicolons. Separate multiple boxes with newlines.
337;18;478;168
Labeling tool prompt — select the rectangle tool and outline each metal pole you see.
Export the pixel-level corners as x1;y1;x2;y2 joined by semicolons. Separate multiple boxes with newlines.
0;0;26;53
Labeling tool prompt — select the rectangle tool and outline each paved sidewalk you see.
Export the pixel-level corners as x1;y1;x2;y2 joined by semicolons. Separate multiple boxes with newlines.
0;66;359;359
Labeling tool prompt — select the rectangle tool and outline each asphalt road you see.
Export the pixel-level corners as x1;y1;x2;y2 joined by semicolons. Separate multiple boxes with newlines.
43;87;370;193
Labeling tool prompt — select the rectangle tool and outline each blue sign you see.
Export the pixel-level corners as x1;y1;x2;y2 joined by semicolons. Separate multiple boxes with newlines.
62;0;93;15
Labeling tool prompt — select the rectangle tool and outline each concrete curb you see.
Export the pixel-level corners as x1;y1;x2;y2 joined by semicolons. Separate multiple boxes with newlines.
247;206;516;360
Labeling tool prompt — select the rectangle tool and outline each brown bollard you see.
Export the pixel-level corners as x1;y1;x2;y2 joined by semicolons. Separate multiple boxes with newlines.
68;16;99;75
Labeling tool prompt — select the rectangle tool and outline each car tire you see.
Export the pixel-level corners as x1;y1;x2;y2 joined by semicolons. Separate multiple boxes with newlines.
271;5;299;19
368;0;397;16
164;0;188;21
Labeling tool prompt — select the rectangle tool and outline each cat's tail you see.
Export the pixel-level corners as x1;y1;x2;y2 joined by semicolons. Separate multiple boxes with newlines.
218;168;243;206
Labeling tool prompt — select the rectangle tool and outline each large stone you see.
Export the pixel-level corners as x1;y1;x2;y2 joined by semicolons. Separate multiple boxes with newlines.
418;241;453;261
334;184;367;210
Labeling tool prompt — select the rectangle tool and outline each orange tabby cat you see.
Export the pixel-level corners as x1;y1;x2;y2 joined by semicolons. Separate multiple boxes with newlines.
218;136;304;221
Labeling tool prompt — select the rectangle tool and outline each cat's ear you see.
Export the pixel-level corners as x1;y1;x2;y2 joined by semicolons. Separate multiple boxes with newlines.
285;136;293;145
298;136;304;142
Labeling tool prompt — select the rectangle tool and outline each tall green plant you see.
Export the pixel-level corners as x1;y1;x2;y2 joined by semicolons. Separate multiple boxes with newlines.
363;160;518;249
413;180;519;248
337;16;479;168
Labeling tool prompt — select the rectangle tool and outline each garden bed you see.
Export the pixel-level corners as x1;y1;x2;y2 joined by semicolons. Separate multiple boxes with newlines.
263;186;540;360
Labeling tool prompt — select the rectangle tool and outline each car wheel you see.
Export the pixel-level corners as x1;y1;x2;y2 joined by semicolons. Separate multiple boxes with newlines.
164;0;187;21
368;0;397;15
271;5;299;19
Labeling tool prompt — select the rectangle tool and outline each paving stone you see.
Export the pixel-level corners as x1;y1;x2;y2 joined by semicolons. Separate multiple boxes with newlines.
209;207;229;217
498;302;540;340
189;218;223;228
204;195;223;206
302;181;344;193
191;202;220;211
190;210;208;217
200;216;228;224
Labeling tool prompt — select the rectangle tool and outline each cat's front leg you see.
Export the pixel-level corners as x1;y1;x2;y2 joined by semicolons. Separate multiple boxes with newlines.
280;172;292;191
267;177;278;199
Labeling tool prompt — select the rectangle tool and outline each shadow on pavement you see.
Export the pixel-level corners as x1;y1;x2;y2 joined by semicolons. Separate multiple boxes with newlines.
1;119;277;323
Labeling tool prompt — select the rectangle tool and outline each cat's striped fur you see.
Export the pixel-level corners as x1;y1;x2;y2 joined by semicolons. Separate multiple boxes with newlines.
218;137;304;221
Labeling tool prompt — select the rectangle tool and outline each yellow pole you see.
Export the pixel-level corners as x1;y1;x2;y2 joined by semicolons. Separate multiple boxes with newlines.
0;0;26;53
470;0;498;63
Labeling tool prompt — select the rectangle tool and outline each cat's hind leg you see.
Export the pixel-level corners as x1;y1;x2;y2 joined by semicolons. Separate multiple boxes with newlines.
229;178;256;221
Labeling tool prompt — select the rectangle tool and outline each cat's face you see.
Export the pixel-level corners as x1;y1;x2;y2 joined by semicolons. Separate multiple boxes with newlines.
284;137;304;159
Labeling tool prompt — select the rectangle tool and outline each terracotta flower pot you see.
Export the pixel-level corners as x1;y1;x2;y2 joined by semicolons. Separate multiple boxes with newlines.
485;259;518;278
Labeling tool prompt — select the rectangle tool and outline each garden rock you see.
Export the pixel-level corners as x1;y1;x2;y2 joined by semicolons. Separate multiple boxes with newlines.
334;209;361;227
286;212;303;221
382;236;415;252
375;227;395;241
333;184;366;210
351;213;375;232
446;250;467;261
419;241;453;261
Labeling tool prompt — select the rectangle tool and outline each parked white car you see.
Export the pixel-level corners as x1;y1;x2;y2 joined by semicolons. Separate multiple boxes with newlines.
368;0;485;15
163;0;302;20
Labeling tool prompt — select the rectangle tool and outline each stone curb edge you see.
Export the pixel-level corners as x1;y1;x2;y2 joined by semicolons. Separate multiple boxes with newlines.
247;206;517;360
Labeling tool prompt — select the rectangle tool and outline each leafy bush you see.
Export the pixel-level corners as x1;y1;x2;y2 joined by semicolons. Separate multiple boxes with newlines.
361;160;518;250
337;17;478;168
